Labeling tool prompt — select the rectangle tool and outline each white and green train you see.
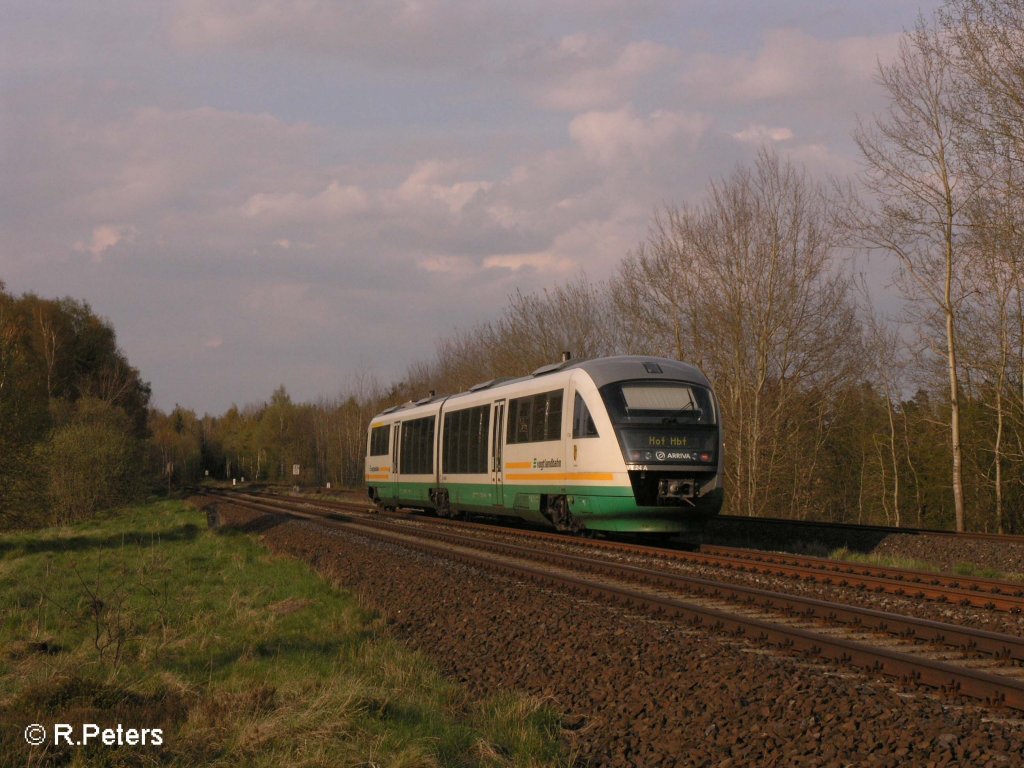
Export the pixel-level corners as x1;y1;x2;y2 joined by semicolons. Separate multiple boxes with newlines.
364;355;723;535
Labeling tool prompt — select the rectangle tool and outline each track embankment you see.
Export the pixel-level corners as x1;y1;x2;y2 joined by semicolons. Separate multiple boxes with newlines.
198;495;1024;768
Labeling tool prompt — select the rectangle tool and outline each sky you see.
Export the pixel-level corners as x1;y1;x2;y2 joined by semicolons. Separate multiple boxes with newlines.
1;0;941;415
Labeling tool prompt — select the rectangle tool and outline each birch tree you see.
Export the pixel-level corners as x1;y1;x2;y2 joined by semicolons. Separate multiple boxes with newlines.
853;17;981;531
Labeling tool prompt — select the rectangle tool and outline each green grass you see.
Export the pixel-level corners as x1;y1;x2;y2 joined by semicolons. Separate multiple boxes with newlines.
0;500;569;767
827;546;1024;583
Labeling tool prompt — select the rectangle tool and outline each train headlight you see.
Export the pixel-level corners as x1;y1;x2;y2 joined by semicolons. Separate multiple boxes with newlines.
699;452;711;462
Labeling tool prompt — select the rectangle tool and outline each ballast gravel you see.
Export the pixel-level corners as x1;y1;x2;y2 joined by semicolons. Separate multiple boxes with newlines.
208;501;1024;768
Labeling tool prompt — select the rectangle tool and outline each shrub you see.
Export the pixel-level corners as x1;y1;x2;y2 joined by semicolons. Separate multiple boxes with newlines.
46;398;143;524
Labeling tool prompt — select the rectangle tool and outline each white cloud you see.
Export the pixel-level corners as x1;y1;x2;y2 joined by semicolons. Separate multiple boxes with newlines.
732;124;794;144
243;180;370;222
482;253;576;273
569;107;710;166
396;161;492;213
684;28;901;104
73;224;134;260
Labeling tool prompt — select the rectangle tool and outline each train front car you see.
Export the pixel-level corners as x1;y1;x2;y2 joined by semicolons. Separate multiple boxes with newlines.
566;357;723;534
364;355;723;536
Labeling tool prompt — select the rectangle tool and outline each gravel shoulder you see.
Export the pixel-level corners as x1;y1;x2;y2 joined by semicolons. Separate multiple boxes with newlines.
214;501;1024;768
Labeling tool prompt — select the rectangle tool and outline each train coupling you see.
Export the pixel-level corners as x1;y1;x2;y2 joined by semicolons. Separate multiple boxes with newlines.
658;478;696;505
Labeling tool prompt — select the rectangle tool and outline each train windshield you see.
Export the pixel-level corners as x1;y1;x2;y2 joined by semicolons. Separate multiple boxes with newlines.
600;381;716;426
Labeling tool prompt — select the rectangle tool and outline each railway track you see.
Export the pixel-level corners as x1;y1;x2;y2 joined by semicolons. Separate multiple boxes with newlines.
203;490;1024;711
242;490;1024;612
714;512;1024;545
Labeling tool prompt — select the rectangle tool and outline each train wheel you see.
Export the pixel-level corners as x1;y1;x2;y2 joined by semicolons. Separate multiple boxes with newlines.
545;495;585;533
433;489;458;519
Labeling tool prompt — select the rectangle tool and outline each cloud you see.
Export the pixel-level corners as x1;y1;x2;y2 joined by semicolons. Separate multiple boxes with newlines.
684;28;901;104
482;253;576;273
4;1;932;413
511;33;681;111
243;181;370;222
169;0;521;71
69;106;320;223
416;255;473;274
396;160;493;213
569;107;710;166
732;124;794;144
73;224;135;260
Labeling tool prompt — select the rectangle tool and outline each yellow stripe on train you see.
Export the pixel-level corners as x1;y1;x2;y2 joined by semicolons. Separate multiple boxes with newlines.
505;472;614;482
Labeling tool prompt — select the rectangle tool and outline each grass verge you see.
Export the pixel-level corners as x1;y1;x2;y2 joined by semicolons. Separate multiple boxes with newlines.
0;500;569;767
827;546;1022;582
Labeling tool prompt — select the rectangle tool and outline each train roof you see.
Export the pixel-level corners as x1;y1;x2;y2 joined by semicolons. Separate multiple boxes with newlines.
562;355;710;390
371;355;711;422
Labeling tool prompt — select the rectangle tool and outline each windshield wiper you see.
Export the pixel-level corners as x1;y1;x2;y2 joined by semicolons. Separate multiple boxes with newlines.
665;406;702;421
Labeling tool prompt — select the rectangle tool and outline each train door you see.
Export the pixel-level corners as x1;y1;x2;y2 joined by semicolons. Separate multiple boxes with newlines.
491;399;506;507
388;422;401;503
570;383;599;470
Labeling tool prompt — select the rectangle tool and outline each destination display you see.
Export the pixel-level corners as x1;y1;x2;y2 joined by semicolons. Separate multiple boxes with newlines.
617;428;717;465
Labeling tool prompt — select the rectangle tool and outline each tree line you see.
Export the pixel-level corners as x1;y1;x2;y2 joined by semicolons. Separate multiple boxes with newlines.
0;284;151;527
5;0;1024;533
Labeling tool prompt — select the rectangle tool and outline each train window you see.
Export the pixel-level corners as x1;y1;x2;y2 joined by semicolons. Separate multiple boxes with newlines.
600;381;715;425
508;390;563;443
572;393;599;438
399;416;435;474
368;425;389;456
622;385;697;412
443;405;490;474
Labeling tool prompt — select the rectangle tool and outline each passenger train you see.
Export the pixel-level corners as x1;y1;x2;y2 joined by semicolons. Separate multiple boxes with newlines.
364;355;723;535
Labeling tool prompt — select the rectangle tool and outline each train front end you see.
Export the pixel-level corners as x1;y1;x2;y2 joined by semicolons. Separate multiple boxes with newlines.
571;357;723;534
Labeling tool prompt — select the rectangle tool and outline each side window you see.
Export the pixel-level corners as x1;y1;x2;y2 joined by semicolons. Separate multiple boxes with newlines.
400;416;435;474
508;390;563;443
368;424;390;456
510;397;532;443
443;405;490;474
572;393;599;438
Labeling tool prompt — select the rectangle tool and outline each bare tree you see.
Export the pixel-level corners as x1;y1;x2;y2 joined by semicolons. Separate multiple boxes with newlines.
943;0;1024;532
613;148;861;518
857;281;912;527
853;17;983;531
611;222;693;362
399;275;619;399
945;0;1024;165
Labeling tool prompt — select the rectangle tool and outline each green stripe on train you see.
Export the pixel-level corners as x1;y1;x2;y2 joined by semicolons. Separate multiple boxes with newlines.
372;479;716;533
